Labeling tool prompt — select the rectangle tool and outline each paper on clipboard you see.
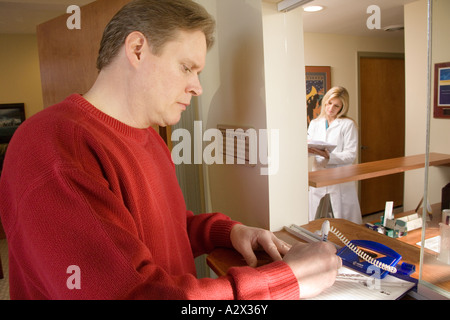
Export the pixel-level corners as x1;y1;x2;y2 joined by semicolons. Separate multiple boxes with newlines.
308;140;337;152
309;267;416;300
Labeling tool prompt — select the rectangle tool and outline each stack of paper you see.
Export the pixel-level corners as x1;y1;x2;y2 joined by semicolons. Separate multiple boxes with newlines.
308;140;337;153
309;267;416;300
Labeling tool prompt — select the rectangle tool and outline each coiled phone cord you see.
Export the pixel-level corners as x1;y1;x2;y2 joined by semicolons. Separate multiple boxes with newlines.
329;225;398;274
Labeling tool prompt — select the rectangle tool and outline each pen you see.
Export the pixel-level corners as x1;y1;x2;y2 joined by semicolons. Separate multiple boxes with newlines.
321;220;330;242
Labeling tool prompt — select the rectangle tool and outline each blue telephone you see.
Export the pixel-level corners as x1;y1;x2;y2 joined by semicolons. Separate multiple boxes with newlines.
285;222;416;282
336;240;401;279
328;224;416;281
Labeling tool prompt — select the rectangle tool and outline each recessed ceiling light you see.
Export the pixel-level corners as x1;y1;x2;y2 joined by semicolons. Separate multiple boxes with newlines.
304;5;324;12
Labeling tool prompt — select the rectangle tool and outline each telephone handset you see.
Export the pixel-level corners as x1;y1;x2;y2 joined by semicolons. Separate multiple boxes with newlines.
328;224;415;280
337;239;400;279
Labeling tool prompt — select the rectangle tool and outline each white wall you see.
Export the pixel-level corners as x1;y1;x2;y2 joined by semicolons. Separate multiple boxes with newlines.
404;0;429;209
196;0;308;230
262;3;309;230
197;0;270;229
303;33;405;129
404;0;450;210
429;0;450;204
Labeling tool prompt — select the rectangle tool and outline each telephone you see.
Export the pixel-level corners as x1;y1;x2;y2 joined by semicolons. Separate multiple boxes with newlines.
284;222;416;281
329;224;416;280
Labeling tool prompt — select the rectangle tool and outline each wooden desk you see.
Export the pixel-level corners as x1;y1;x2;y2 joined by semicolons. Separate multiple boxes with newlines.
0;253;3;279
207;218;450;295
308;153;450;188
383;203;441;252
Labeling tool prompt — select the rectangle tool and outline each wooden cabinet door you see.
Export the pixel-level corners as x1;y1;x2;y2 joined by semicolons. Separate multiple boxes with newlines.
37;0;131;108
36;0;171;145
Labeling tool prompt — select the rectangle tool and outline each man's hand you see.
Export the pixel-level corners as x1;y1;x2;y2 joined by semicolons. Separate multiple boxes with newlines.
230;224;291;268
283;242;341;299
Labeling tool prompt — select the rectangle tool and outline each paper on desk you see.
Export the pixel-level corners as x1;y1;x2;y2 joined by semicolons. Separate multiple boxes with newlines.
308;267;415;300
308;140;337;153
416;236;441;253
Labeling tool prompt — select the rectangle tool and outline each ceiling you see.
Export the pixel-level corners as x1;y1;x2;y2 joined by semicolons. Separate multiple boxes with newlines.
0;0;416;37
300;0;417;38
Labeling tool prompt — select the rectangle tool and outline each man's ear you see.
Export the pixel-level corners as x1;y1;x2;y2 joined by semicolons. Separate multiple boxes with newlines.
125;31;147;67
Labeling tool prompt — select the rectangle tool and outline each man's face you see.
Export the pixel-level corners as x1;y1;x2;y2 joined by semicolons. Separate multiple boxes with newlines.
134;30;207;128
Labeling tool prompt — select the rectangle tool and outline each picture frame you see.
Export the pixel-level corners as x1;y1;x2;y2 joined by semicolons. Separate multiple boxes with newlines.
434;62;450;119
1;103;25;172
0;103;25;143
305;66;331;126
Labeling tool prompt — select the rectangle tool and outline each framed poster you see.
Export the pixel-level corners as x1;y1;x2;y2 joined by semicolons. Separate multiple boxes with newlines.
305;66;331;126
0;103;25;172
434;62;450;118
0;103;25;144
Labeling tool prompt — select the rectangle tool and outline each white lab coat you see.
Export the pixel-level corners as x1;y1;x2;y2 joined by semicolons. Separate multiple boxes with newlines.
308;117;362;224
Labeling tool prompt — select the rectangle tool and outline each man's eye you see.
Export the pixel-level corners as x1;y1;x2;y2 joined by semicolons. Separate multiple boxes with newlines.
183;65;192;73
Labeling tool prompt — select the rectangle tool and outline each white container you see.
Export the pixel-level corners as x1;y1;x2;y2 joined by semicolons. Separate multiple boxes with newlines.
438;223;450;265
442;209;450;225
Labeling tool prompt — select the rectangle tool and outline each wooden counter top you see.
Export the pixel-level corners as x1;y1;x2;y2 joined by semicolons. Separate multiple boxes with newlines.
207;218;450;295
309;152;450;188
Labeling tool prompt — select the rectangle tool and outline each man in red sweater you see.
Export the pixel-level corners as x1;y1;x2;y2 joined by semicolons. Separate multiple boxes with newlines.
0;0;340;299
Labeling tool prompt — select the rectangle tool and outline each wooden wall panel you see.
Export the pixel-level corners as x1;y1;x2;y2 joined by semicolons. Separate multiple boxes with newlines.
37;0;131;108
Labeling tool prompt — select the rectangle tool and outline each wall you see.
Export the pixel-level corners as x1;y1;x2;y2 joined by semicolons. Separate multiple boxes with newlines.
195;0;308;230
404;0;450;210
196;0;270;229
0;34;43;118
303;33;405;129
262;3;309;229
429;0;450;204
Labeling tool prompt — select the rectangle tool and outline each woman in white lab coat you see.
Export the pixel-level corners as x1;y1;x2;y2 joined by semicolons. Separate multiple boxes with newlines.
308;86;362;224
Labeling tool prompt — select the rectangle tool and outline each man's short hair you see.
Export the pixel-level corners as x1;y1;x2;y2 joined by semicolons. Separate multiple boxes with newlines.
97;0;216;71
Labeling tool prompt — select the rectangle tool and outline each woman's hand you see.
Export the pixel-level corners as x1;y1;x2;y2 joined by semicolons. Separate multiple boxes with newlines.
308;147;330;159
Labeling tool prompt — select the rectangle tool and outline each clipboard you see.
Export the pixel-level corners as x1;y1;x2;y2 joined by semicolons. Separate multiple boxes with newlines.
284;224;417;300
308;140;336;152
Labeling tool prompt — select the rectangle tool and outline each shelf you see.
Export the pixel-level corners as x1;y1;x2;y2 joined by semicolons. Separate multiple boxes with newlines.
309;152;450;188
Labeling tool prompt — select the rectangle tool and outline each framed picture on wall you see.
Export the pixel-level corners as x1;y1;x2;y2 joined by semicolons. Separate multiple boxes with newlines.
1;103;25;173
0;103;25;143
434;62;450;119
305;66;331;127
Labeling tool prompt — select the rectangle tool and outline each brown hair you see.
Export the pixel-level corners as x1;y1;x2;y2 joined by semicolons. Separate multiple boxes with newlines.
97;0;216;70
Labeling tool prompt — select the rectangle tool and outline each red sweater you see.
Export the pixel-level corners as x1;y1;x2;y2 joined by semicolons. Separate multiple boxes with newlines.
0;94;299;300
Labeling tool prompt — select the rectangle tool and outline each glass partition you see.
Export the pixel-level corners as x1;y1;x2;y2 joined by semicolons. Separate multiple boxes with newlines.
301;0;449;299
419;0;450;299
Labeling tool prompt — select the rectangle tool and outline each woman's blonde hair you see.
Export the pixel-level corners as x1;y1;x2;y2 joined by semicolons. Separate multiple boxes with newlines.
97;0;216;71
318;86;350;119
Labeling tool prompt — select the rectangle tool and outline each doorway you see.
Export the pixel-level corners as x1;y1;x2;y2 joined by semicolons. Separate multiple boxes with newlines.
358;53;405;216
